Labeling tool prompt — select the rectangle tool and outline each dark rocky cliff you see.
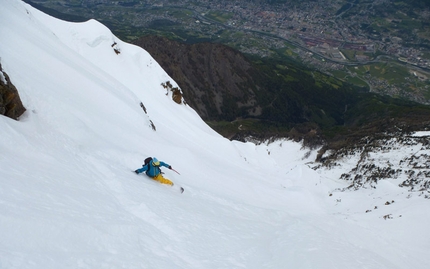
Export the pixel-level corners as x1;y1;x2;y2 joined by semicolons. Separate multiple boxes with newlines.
134;36;263;121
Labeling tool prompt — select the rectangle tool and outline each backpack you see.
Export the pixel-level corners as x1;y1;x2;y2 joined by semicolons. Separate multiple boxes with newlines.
144;157;152;166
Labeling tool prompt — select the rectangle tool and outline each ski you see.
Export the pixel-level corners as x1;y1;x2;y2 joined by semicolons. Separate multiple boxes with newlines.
132;171;184;193
173;184;185;194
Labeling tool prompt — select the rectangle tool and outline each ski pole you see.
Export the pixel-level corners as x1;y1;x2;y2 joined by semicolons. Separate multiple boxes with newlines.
170;167;180;175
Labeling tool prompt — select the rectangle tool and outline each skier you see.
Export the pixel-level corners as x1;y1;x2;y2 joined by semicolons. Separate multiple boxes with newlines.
134;157;174;186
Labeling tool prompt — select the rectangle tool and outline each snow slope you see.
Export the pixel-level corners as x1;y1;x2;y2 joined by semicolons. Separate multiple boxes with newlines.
0;0;429;268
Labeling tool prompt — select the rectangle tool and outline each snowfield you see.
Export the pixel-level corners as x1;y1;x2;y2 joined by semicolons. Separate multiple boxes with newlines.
0;0;429;268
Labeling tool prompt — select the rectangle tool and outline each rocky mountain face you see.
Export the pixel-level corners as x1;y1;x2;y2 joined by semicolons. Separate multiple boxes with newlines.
134;36;263;121
316;132;430;197
0;63;26;120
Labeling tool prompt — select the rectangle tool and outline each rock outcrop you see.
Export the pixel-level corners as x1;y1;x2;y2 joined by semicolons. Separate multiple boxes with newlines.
0;63;26;120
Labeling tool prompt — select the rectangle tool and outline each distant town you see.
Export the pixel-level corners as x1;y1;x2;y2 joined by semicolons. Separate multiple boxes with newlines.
162;1;428;64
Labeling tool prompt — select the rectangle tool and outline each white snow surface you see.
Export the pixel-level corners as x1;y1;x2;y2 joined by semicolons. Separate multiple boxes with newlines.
0;0;429;268
412;131;430;137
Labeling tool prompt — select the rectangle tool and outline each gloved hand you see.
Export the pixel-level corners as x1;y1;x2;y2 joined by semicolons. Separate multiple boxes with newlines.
134;170;139;174
169;166;172;169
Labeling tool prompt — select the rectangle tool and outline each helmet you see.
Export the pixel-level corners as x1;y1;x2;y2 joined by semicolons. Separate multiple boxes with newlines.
152;157;160;166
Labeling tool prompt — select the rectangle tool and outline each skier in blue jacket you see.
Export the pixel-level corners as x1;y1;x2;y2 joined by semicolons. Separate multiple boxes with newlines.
134;157;174;185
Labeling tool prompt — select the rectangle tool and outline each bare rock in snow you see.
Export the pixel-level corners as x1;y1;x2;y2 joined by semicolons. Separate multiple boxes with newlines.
0;63;26;120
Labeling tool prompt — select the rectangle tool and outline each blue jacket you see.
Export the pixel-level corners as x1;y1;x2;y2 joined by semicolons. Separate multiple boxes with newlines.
136;159;170;177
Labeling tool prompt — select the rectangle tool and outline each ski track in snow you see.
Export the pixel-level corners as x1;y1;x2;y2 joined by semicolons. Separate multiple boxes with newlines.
1;0;429;268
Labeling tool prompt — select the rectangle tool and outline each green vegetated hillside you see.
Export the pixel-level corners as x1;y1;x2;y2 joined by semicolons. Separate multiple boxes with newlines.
242;54;430;146
135;36;430;148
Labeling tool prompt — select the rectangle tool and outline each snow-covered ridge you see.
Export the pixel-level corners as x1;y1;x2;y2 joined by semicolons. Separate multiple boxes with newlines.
1;0;429;268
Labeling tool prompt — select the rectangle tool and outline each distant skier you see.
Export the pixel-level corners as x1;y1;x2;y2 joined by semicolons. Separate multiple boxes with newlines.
134;157;174;186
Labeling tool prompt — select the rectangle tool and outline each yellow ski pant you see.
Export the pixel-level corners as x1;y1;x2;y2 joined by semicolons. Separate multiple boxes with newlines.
152;174;173;186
